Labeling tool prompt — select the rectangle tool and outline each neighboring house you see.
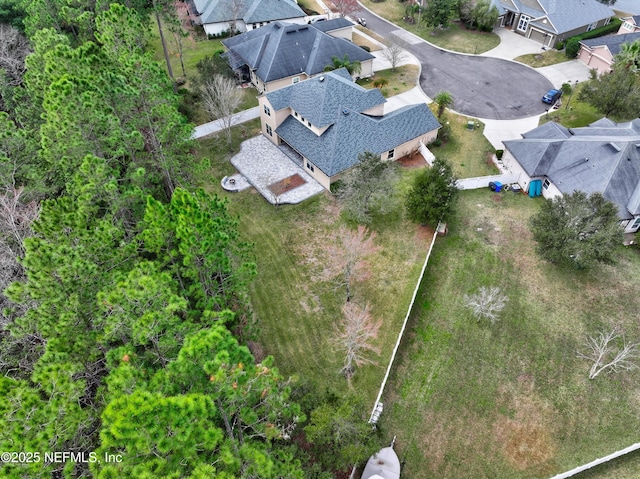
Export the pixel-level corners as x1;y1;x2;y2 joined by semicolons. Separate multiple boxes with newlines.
578;32;640;74
618;15;640;34
502;118;640;232
192;0;306;36
258;68;441;190
223;20;374;93
491;0;614;48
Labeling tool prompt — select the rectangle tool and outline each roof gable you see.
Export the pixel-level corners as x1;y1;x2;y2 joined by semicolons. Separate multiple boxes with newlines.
276;103;440;176
265;68;385;127
493;0;614;34
223;22;374;83
581;32;640;56
195;0;304;25
505;120;640;219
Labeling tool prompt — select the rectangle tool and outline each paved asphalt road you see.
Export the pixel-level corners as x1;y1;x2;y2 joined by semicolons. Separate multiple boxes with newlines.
356;10;554;120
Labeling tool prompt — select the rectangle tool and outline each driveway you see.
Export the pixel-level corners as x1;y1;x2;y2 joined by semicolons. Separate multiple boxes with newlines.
354;10;556;120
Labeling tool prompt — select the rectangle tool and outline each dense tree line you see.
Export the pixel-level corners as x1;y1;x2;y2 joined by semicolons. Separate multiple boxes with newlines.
0;1;382;477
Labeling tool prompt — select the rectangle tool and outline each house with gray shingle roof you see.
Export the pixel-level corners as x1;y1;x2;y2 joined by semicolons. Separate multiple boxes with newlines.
223;20;373;93
491;0;614;48
193;0;306;36
619;15;640;34
578;32;640;74
502;118;640;233
258;68;441;190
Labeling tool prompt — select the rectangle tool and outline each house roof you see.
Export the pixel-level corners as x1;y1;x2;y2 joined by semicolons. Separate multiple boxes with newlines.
194;0;305;25
265;68;385;127
361;447;401;479
504;119;640;219
276;102;440;177
580;32;640;56
492;0;614;35
223;22;374;83
308;17;354;33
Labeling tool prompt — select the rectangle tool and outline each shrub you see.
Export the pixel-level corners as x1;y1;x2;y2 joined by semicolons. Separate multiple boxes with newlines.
556;18;622;51
565;38;580;59
495;149;503;159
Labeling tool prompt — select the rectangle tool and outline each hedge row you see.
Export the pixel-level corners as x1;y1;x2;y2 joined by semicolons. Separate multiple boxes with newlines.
558;17;622;57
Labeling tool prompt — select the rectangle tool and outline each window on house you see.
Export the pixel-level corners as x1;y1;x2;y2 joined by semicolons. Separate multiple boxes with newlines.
306;161;315;172
266;124;272;136
632;217;640;230
587;22;597;31
604;17;610;26
263;105;271;116
623;21;633;30
543;178;550;190
252;23;257;29
517;14;530;32
292;76;300;84
388;149;395;159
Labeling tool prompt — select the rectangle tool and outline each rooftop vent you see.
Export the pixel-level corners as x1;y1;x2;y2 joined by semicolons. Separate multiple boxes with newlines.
319;76;324;82
584;157;589;162
608;142;622;152
343;109;349;115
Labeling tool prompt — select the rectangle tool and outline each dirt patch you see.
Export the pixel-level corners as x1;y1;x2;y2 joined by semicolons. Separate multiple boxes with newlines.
494;392;557;472
397;151;428;168
268;174;306;196
415;224;435;246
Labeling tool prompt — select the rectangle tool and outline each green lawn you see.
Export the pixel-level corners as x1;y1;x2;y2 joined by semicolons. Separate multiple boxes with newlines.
515;49;571;67
357;65;419;97
195;122;433;402
379;189;640;478
148;17;258;124
358;0;500;54
430;108;498;178
539;83;601;128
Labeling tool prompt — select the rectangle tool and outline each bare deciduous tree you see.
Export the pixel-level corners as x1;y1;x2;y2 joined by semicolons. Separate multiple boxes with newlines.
0;25;30;87
334;301;381;380
382;35;409;72
200;74;243;145
577;329;640;379
463;286;508;324
323;225;381;302
331;0;359;18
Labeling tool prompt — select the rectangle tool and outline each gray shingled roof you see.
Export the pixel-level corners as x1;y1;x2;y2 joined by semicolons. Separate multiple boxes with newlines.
222;22;374;83
491;0;614;35
504;120;640;219
265;68;385;127
276;104;440;177
580;32;640;57
194;0;305;25
308;17;354;33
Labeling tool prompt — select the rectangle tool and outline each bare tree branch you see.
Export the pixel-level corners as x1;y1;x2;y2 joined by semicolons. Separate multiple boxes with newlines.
199;74;243;145
463;286;508;324
0;25;30;87
577;329;640;379
334;301;381;380
322;225;380;302
382;34;409;72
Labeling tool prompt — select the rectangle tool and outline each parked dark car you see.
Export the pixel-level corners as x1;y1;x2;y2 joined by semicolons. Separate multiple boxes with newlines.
542;88;562;104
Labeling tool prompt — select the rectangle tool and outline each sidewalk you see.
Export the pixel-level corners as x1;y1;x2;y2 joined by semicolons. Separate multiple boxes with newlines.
192;106;260;139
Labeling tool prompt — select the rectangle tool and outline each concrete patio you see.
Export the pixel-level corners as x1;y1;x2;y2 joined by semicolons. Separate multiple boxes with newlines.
229;135;325;205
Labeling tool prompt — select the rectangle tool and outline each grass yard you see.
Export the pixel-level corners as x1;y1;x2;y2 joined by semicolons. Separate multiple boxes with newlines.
515;49;571;68
195;122;433;402
430;109;498;178
358;0;500;54
379;189;640;478
148;20;259;123
539;83;601;128
357;65;419;97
